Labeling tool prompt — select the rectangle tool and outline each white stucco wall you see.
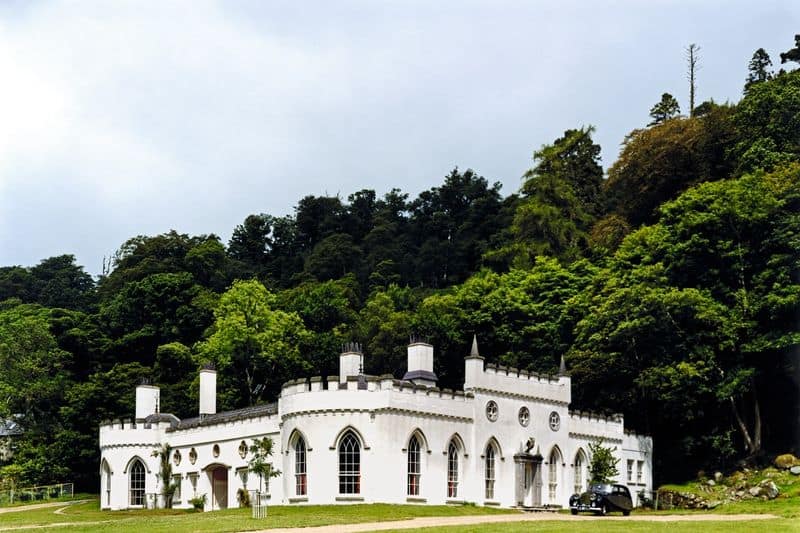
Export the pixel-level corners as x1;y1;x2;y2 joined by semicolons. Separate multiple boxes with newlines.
100;351;653;511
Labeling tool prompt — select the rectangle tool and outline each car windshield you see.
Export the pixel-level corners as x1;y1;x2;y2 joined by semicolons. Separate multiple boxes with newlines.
590;483;612;493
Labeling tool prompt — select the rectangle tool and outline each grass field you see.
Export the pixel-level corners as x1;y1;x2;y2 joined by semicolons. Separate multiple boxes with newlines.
0;500;512;532
0;497;796;532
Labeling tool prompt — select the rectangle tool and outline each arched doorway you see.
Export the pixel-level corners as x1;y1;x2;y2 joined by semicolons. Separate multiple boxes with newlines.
101;460;112;508
206;466;228;510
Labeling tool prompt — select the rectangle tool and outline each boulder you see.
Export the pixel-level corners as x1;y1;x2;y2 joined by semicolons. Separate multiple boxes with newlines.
748;486;761;497
707;479;716;486
714;471;723;482
790;466;800;475
774;454;799;469
760;480;780;499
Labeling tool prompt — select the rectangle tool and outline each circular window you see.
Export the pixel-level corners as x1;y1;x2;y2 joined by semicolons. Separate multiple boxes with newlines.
173;449;182;466
238;441;248;459
486;400;499;422
549;411;561;432
189;447;197;464
518;406;530;427
212;444;220;458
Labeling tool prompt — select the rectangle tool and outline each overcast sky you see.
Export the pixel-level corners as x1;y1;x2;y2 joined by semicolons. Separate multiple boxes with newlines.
1;1;797;274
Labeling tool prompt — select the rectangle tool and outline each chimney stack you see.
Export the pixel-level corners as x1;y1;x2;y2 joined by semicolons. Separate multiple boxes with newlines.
199;363;217;417
135;379;160;419
403;336;437;387
339;342;364;383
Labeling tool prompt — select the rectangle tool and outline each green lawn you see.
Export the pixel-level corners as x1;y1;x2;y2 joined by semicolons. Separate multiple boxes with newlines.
0;498;797;533
0;499;513;532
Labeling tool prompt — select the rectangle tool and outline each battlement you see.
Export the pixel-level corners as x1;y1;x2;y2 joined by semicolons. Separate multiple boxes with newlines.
464;355;570;405
568;409;624;424
484;363;563;384
99;418;165;448
280;375;473;402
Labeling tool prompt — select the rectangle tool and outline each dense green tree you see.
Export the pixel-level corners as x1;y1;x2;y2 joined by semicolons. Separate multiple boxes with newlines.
0;256;95;311
29;255;96;311
413;259;596;387
228;214;273;268
304;234;363;282
648;93;681;125
277;277;361;376
588;439;621;484
732;70;800;174
0;267;36;303
779;34;800;65
294;195;347;251
0;304;71;484
99;272;213;365
196;280;311;409
527;127;604;215
745;48;773;91
408;168;506;287
604;105;737;225
153;342;196;418
354;285;417;376
100;231;233;298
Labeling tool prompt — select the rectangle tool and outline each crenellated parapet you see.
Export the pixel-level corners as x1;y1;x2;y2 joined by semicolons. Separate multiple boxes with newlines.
463;354;571;405
99;418;166;448
567;410;626;443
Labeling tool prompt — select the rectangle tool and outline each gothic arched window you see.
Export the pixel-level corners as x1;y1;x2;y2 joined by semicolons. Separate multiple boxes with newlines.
338;431;360;494
447;441;459;498
295;436;307;496
485;444;496;499
129;459;145;506
407;435;421;496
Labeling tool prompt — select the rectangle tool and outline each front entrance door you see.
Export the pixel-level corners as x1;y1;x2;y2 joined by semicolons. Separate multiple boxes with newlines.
211;467;228;510
524;462;542;507
514;452;543;507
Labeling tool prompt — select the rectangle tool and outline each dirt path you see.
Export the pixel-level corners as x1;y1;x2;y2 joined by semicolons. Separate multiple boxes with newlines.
0;500;90;515
253;512;780;533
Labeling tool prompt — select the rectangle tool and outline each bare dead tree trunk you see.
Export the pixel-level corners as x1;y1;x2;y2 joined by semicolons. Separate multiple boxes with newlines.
729;384;763;457
686;44;701;116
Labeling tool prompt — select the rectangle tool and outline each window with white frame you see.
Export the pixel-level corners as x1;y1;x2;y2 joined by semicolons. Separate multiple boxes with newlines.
188;472;199;495
574;450;585;494
447;441;459;498
338;431;360;494
295;436;307;496
172;474;182;503
637;460;644;483
236;467;248;489
548;448;560;503
627;459;634;482
407;435;421;496
485;444;496;500
129;459;145;506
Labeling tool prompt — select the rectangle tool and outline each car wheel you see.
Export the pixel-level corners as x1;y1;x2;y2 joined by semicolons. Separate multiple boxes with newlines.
571;509;578;515
623;510;630;516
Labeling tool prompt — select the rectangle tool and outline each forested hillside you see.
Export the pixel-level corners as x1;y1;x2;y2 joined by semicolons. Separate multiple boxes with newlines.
2;40;800;491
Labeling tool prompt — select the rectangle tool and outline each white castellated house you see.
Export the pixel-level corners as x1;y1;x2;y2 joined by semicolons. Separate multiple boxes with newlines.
99;338;652;511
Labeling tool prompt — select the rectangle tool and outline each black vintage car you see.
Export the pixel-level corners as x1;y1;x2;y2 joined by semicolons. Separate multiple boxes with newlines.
569;483;633;515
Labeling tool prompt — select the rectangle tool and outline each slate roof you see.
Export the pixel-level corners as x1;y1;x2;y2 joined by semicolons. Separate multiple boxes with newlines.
167;402;278;432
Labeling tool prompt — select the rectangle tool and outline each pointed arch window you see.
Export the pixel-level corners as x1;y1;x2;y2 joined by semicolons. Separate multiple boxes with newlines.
485;444;496;500
338;431;360;494
407;435;421;495
548;448;561;503
129;459;145;506
295;436;307;496
574;450;586;494
447;441;459;498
